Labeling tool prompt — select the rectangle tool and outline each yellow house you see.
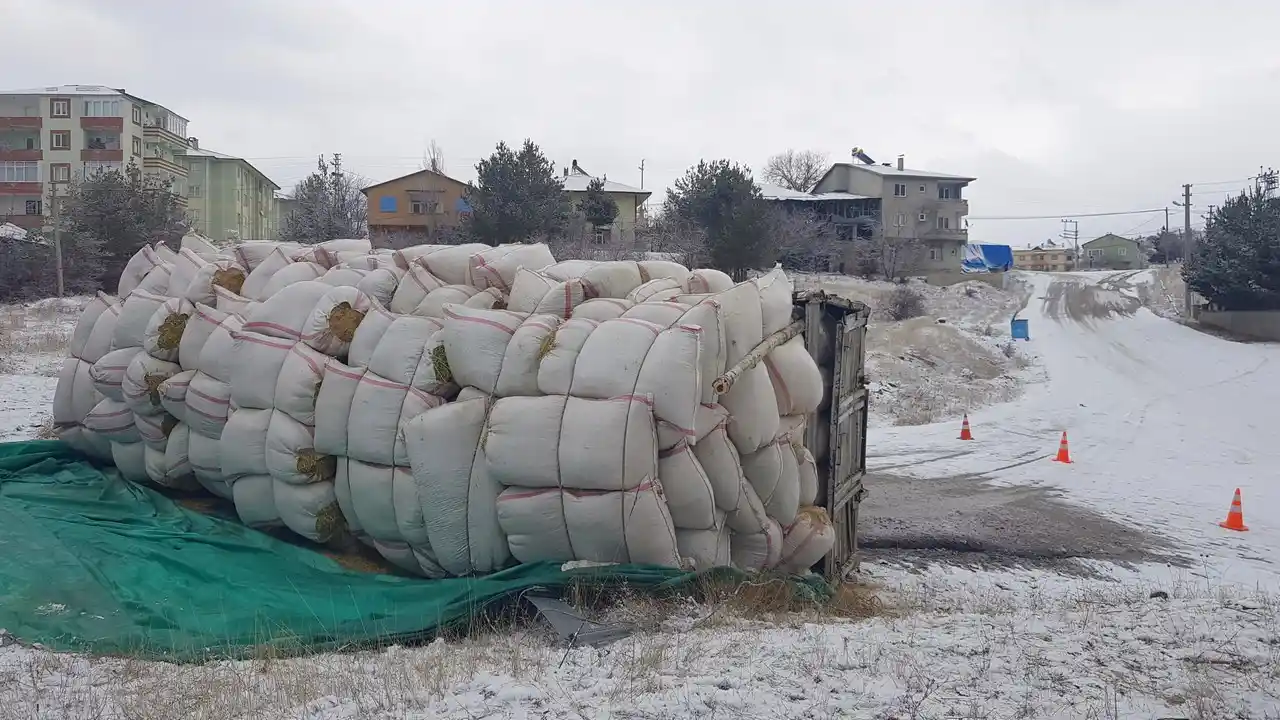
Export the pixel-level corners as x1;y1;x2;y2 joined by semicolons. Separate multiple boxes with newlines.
560;160;650;245
1013;243;1076;271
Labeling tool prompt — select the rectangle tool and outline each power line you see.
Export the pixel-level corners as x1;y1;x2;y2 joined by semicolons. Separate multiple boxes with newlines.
969;207;1166;221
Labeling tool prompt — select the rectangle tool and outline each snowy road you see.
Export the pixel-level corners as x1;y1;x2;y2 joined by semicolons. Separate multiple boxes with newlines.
865;270;1280;588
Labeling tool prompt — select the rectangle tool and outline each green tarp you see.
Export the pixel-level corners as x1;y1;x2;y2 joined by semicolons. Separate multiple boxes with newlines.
0;441;824;660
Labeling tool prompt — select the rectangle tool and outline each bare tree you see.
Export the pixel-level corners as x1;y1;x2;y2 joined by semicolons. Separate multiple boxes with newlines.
636;212;708;268
762;149;829;192
770;206;840;273
849;233;926;281
422;139;446;175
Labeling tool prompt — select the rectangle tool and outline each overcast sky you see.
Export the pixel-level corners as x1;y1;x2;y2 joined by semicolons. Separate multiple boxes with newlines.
6;0;1279;246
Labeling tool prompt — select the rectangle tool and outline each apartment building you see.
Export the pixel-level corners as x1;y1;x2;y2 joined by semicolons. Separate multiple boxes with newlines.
179;141;280;242
0;84;191;232
809;148;976;274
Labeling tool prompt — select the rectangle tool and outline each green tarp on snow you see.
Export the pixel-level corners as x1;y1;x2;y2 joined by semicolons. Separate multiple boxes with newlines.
0;441;825;660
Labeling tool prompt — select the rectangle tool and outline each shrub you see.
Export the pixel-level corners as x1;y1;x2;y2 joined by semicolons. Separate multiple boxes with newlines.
884;285;926;321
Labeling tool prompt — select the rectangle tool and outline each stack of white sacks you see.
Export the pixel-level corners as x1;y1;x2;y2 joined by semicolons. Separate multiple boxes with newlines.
54;235;837;577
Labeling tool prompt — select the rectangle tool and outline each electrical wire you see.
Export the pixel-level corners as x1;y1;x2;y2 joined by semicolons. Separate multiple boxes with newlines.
969;208;1166;221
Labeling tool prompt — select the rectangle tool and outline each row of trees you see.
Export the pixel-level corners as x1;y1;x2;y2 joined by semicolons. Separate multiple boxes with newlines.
1;163;188;301
1184;187;1280;310
2;142;900;302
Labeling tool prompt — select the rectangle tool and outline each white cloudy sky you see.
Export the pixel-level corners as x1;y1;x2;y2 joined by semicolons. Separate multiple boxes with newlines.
5;0;1279;246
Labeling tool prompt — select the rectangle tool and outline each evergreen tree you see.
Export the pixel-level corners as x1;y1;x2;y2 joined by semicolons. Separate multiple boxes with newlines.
280;154;368;244
663;160;773;279
60;162;188;293
464;140;570;245
580;177;618;230
1184;188;1280;310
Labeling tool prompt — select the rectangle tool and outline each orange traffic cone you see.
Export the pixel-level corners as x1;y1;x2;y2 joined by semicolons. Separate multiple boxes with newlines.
1219;488;1249;532
1053;431;1072;463
959;414;973;440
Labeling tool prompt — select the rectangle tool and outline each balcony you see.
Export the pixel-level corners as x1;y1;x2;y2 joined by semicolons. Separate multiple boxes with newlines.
82;148;123;162
144;121;187;147
0;149;41;161
0;182;42;196
922;227;969;242
81;116;124;131
0;117;41;130
143;154;187;176
926;198;970;215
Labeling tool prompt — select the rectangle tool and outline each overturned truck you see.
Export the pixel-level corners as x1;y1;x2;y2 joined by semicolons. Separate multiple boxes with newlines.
52;237;869;581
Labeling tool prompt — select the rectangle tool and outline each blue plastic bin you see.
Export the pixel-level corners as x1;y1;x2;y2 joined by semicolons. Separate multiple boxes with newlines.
1011;317;1030;341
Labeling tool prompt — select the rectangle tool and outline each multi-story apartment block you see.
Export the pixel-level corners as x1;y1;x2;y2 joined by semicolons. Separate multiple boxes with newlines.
179;140;280;242
0;84;191;232
807;148;976;274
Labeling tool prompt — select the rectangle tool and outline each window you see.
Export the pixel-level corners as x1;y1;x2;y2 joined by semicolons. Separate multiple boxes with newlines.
24;137;35;150
918;212;927;222
50;130;70;150
161;114;187;137
411;200;425;215
51;163;71;183
1117;247;1127;256
25;200;41;215
50;98;70;118
919;185;926;193
82;99;121;117
188;184;202;198
894;212;906;227
0;161;38;182
1087;249;1101;258
939;186;953;199
592;227;610;245
131;105;142;124
928;248;941;261
190;209;201;225
132;137;142;156
379;196;397;212
893;183;907;197
937;216;951;230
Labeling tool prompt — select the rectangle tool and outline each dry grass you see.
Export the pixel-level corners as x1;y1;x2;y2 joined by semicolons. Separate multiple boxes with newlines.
0;299;83;375
2;573;1278;719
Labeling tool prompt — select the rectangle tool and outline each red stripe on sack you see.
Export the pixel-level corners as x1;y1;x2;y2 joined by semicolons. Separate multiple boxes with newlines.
472;255;509;293
187;386;230;405
442;306;517;336
522;320;557;335
290;345;325;377
610;393;654;407
87;408;133;420
185;404;227;422
614;317;662;335
239;324;302;342
194;307;224;326
328;364;365;381
658;419;698;438
658;441;690;459
357;373;410;391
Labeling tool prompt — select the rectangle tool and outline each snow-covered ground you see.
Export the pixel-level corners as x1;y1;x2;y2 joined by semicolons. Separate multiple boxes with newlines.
796;273;1037;426
0;297;85;442
3;275;1280;719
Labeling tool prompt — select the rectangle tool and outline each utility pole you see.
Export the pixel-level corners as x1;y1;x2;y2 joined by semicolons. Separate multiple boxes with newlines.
1173;184;1192;317
637;159;645;190
1059;218;1079;269
1164;206;1170;233
49;181;65;297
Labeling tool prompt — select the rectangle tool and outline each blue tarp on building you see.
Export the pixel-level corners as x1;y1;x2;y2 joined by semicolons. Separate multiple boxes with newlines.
962;244;1014;273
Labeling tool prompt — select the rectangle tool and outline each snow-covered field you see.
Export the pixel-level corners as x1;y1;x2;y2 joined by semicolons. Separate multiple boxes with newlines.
3;274;1280;719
